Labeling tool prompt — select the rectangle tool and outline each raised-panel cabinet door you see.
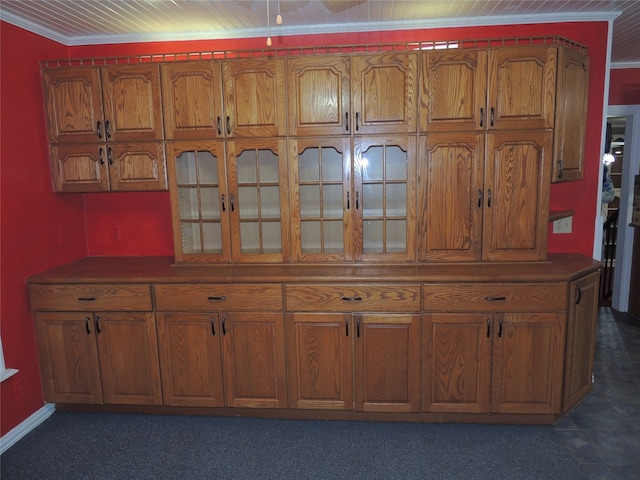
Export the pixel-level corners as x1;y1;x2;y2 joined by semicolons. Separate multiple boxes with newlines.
423;313;491;413
552;47;590;182
223;58;287;137
288;137;354;262
420;49;488;132
220;312;287;408
286;313;353;410
491;312;565;414
287;56;350;136
156;313;224;407
167;141;231;263
483;130;552;261
354;136;417;262
108;142;167;191
101;64;164;142
161;61;224;140
33;312;103;404
418;133;484;261
355;314;421;412
487;46;557;130
42;67;104;144
51;144;110;192
564;271;599;411
226;138;290;263
351;53;418;134
95;312;163;405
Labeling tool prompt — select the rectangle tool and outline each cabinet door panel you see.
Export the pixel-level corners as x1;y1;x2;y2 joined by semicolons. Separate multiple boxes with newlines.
355;314;421;412
286;313;353;410
483;130;551;261
108;142;167;191
34;312;103;404
156;313;224;407
221;312;287;408
424;313;491;413
42;67;104;144
420;50;488;132
491;312;565;414
223;58;286;137
418;133;484;261
351;53;418;134
287;56;350;136
96;312;162;405
51;144;110;192
161;62;224;140
101;64;163;142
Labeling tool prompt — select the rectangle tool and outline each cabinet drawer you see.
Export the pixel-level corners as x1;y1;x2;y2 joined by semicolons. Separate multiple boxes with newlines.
286;285;421;312
154;284;283;311
29;284;152;311
423;283;566;312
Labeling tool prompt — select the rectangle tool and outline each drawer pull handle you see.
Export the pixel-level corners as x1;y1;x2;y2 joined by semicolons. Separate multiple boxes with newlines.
485;296;506;302
78;297;96;302
342;296;362;302
575;285;582;305
85;316;92;335
208;296;227;301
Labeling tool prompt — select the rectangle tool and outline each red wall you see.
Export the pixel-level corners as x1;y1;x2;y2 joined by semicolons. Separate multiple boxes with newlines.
0;20;610;435
609;68;640;105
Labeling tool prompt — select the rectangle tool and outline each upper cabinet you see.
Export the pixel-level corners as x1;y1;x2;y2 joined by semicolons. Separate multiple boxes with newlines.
162;58;286;140
287;53;418;136
42;64;166;192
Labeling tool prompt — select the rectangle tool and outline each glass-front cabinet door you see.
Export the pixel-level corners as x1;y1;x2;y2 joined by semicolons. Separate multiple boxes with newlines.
289;138;353;262
168;141;230;263
226;139;290;263
354;136;416;262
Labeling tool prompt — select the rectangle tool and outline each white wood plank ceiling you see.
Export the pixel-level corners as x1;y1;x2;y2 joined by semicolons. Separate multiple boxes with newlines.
1;1;638;65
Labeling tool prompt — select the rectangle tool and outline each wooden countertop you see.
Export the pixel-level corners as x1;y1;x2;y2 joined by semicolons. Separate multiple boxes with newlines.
26;253;601;284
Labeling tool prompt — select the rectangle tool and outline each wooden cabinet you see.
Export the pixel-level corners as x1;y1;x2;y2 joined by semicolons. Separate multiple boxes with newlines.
154;284;287;408
563;271;600;411
552;48;590;182
42;65;166;192
162;58;286;140
423;283;566;414
419;130;552;262
167;139;290;263
286;284;421;412
287;53;417;136
29;284;162;405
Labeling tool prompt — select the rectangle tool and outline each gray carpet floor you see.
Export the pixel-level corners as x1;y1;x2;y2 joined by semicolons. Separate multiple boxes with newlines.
1;411;586;479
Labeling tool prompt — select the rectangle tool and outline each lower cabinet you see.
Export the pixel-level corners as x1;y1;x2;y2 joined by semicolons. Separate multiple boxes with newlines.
34;311;163;405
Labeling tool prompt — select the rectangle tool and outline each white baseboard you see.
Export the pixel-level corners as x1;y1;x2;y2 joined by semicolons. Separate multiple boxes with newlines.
0;403;55;455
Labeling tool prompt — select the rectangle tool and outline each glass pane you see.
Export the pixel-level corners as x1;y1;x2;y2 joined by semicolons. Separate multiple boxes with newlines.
363;220;383;253
178;187;199;220
198;151;219;184
386;184;407;217
176;151;197;184
299;147;320;182
236;149;257;183
262;222;282;253
202;222;222;254
385;146;407;181
261;186;281;219
200;187;220;220
386;219;406;253
258;149;279;182
300;185;321;217
301;221;321;252
363;184;384;217
239;186;258;219
361;146;383;181
240;222;260;253
323;184;343;218
180;222;201;254
324;220;344;253
321;147;343;182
